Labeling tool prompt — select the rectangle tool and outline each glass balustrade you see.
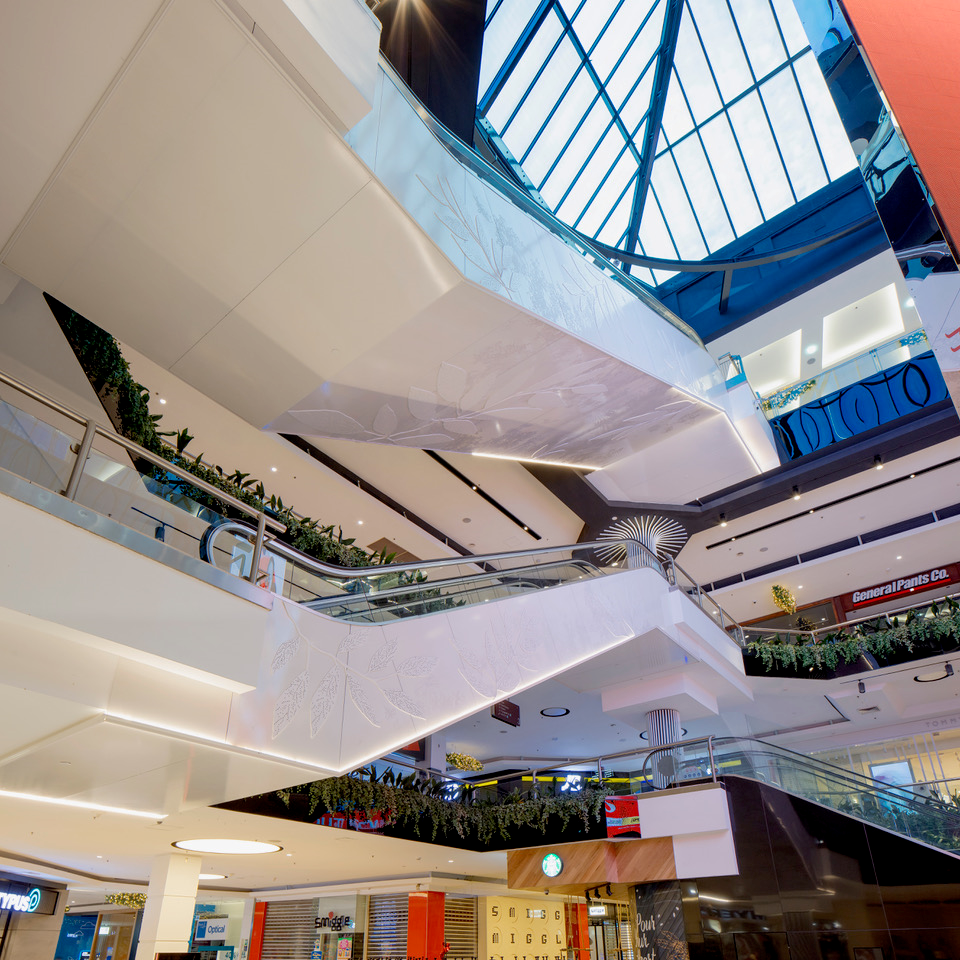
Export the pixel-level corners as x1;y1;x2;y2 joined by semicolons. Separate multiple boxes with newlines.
641;736;960;851
759;330;931;417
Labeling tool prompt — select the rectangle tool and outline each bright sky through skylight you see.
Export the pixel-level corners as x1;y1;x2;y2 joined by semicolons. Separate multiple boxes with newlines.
479;0;857;285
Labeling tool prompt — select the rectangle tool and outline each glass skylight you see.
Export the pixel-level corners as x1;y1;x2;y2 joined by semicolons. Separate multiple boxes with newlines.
478;0;857;285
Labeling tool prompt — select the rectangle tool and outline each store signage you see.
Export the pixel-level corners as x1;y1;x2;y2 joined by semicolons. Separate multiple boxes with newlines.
195;919;228;940
605;796;642;839
491;700;520;727
315;912;353;932
541;853;563;878
588;906;608;917
315;810;389;833
0;887;40;913
0;881;57;916
841;563;960;610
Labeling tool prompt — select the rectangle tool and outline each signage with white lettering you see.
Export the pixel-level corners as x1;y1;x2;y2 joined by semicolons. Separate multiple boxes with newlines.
840;563;960;611
588;906;608;917
0;881;58;916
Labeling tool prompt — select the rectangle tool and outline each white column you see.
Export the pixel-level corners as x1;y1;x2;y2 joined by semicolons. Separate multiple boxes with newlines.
423;734;446;776
237;899;256;960
645;708;681;790
136;853;202;960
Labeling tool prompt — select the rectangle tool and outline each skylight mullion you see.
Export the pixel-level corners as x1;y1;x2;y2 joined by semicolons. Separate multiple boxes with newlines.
653;50;809;159
571;154;637;231
665;149;710;251
647;184;682;260
499;21;568;138
536;86;607;189
486;0;508;26
551;2;644;165
719;0;797;204
592;170;640;239
519;58;590;165
564;129;632;227
518;0;636;164
552;110;623;211
669;65;737;239
479;0;554;113
766;0;830;182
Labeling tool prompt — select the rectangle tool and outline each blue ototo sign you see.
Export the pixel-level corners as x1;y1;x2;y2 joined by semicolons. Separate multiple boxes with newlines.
0;888;41;912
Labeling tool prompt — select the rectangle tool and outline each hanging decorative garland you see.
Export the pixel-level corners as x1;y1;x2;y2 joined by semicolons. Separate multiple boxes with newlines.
771;584;797;614
105;893;147;909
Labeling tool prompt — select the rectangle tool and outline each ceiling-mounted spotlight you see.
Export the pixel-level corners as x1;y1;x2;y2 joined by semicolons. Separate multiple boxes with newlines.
874;455;883;470
858;681;866;694
719;513;727;528
584;890;591;902
605;884;613;897
792;486;801;501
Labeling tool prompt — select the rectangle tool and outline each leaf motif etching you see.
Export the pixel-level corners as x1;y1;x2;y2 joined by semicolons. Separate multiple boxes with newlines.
273;671;309;738
269;616;442;740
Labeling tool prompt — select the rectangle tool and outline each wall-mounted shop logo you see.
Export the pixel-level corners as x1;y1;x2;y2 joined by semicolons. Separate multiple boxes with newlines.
315;912;352;932
195;919;228;940
541;853;563;878
0;888;40;912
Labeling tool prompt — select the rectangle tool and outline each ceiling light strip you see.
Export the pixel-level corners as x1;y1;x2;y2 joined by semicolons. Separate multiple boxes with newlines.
0;789;166;820
426;451;541;539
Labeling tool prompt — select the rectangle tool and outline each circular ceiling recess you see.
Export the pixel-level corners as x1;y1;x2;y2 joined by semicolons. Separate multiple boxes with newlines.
173;839;282;854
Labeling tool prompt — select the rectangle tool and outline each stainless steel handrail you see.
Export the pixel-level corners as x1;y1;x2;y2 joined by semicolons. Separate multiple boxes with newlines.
744;590;960;642
202;519;658;580
0;368;285;583
305;558;602;610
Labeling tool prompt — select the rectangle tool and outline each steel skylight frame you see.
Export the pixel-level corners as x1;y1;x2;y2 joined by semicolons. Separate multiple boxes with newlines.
477;0;857;285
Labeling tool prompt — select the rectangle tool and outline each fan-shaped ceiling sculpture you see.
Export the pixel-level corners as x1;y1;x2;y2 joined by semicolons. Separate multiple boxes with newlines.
596;515;687;566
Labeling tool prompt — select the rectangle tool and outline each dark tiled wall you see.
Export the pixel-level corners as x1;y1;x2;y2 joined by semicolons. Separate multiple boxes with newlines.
687;777;960;959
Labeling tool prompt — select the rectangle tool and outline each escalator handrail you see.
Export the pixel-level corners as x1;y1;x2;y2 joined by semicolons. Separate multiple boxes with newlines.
646;735;960;824
200;519;662;581
303;557;604;610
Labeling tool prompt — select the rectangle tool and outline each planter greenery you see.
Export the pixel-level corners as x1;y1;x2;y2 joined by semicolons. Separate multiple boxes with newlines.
276;768;610;845
49;299;393;568
747;596;960;672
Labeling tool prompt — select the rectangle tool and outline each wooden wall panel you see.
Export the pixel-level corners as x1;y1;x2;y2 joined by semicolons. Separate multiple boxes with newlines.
507;838;676;895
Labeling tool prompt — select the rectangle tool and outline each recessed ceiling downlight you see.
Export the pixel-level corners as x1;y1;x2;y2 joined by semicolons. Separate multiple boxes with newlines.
540;707;570;718
173;839;281;855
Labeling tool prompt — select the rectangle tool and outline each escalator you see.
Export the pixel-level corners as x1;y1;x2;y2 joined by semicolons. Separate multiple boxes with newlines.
0;373;747;779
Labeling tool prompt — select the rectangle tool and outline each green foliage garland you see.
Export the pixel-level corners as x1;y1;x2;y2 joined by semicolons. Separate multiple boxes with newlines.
278;771;610;845
53;305;391;568
747;597;960;672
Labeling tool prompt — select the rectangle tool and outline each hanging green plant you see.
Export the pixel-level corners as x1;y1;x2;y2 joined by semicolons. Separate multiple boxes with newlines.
48;300;395;569
276;769;610;845
771;584;797;614
747;596;960;672
446;752;483;771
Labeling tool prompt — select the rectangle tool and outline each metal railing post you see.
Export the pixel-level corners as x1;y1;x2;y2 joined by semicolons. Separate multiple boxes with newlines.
62;418;98;501
707;737;716;783
248;511;268;584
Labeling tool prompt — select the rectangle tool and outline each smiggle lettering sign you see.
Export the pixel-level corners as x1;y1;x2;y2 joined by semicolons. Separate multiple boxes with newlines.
0;888;41;913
